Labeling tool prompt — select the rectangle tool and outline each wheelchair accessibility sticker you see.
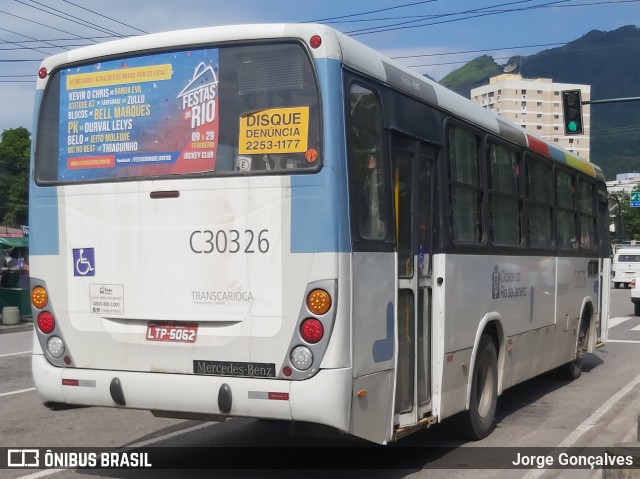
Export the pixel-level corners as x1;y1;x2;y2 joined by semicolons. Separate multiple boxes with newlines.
72;248;95;276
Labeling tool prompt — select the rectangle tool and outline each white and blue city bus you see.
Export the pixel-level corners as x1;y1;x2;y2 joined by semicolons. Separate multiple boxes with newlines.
29;23;610;445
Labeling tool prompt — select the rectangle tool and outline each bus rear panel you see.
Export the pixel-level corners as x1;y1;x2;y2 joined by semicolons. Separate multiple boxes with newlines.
30;31;353;434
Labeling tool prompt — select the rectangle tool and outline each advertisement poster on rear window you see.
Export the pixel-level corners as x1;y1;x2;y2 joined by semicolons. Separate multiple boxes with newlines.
58;48;219;181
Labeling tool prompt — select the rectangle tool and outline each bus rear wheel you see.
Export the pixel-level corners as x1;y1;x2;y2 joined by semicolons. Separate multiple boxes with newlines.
464;334;498;440
559;315;589;380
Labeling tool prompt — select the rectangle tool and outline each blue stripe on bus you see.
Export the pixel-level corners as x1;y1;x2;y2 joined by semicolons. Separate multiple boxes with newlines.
290;58;350;253
372;302;394;362
546;143;568;165
29;89;60;256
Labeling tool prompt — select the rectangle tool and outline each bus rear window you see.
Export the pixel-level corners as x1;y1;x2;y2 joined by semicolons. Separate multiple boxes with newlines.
36;42;321;184
617;255;640;262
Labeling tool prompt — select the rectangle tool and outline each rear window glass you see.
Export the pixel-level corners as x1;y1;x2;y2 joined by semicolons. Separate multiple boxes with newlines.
36;42;321;184
617;254;640;262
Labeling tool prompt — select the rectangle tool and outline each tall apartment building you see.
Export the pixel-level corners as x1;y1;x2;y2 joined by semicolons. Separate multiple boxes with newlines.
471;74;591;160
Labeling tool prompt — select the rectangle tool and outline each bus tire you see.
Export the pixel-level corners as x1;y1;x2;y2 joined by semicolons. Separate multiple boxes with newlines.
559;315;589;380
465;334;498;440
634;302;640;317
614;282;620;289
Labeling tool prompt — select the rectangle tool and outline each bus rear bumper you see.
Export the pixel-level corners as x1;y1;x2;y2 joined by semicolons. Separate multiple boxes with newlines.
32;354;352;432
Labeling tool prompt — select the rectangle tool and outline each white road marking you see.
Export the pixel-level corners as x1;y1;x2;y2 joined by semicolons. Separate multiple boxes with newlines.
522;371;640;479
607;316;632;329
127;422;214;447
0;350;31;358
0;387;35;397
14;471;63;479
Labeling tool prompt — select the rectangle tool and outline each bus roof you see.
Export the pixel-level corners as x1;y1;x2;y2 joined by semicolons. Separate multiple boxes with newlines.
328;27;604;181
37;22;603;181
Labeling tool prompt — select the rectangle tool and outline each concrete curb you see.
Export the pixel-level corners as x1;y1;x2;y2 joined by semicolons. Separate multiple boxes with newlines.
0;321;33;334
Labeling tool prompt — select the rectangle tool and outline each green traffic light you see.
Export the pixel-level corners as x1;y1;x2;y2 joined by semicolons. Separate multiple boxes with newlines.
567;121;578;132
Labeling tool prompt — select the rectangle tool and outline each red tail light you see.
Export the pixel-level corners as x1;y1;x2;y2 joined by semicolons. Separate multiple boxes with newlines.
309;35;322;49
37;311;55;334
300;318;324;343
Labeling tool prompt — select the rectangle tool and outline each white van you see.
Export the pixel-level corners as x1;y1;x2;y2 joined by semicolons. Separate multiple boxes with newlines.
611;246;640;288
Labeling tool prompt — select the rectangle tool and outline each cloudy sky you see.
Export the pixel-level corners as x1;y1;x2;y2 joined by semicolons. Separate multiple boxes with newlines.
1;0;639;133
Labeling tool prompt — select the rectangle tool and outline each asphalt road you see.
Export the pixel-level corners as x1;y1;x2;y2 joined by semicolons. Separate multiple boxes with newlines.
1;286;639;479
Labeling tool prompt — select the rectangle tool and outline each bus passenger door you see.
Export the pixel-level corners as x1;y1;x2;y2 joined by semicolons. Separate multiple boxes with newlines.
392;136;436;430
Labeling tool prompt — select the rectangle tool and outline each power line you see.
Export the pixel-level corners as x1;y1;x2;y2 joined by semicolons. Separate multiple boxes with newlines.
0;8;71;48
346;0;539;34
404;33;640;69
1;0;146;57
0;43;91;51
407;57;512;68
346;0;574;35
333;0;639;27
60;0;148;34
0;27;58;56
347;0;640;36
0;0;147;64
20;0;126;39
392;42;565;60
0;35;119;45
307;0;440;23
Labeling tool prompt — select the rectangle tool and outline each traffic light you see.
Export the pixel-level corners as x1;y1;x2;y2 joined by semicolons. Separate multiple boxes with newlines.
561;89;583;135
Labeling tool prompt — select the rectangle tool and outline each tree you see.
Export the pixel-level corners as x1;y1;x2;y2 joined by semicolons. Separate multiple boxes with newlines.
0;127;30;227
610;187;640;242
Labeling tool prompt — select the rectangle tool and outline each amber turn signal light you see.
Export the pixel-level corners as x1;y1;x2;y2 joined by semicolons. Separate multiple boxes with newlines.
31;286;48;309
306;289;331;315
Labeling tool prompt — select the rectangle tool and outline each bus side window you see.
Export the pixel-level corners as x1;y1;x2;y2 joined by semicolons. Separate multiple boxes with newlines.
526;156;553;248
447;126;482;243
556;170;578;249
349;84;387;241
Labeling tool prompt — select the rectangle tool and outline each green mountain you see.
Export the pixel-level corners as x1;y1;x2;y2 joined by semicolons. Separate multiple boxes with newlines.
439;55;502;99
438;25;640;180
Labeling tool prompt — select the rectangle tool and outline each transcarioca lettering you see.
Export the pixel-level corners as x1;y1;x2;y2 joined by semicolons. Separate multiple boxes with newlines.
191;291;254;302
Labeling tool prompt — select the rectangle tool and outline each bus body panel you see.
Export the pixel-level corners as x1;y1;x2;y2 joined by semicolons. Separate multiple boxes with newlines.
31;177;357;375
599;257;611;344
555;256;597;364
349;251;396;444
443;254;557;353
351;252;395;377
35;177;290;370
32;354;353;433
435;254;598;422
350;370;394;444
